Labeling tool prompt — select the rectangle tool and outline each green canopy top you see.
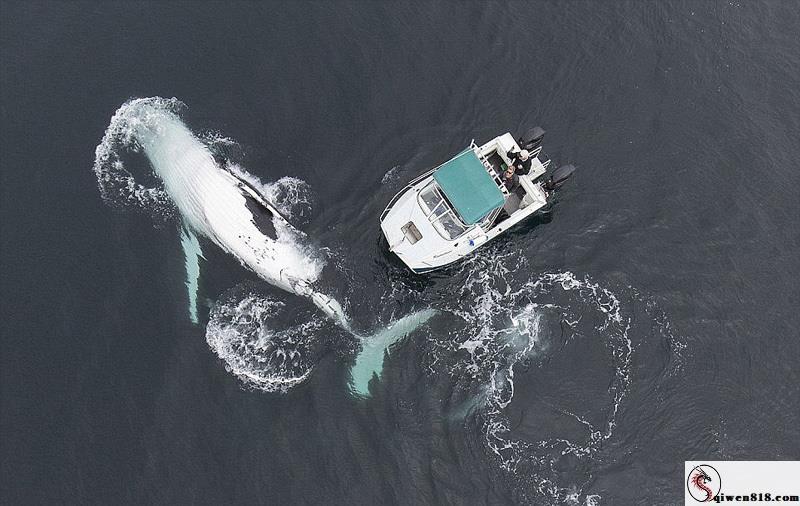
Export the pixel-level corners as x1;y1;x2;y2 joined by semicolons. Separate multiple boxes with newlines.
433;149;504;225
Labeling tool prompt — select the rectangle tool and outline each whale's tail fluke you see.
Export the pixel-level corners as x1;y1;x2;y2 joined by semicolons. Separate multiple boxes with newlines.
348;309;438;397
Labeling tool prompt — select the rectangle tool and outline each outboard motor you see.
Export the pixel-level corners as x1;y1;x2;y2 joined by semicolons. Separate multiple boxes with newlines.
544;164;575;191
518;126;546;152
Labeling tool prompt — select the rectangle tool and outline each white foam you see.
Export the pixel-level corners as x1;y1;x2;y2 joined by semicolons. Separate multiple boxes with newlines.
205;294;321;392
409;248;653;503
380;165;401;184
93;97;179;219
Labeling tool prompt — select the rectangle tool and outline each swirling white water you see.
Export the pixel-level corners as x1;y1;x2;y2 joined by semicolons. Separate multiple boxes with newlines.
206;292;323;392
411;249;683;504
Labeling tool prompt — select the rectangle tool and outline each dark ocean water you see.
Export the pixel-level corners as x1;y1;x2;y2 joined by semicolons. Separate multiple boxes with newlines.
2;1;799;504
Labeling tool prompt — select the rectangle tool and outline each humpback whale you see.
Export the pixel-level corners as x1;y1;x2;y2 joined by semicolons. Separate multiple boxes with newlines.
94;97;433;395
94;98;346;326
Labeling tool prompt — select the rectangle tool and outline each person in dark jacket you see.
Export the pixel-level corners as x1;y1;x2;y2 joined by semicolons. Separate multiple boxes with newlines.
502;165;520;192
507;149;532;175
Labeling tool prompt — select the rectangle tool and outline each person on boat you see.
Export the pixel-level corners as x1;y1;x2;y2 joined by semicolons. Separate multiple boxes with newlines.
507;149;532;175
502;165;520;192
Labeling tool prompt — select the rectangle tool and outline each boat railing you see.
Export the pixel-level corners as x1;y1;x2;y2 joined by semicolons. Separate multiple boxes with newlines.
379;167;436;222
470;140;509;196
482;207;503;232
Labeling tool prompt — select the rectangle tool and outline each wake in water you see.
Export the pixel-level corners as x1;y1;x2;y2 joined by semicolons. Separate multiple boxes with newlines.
93;97;433;394
408;250;684;505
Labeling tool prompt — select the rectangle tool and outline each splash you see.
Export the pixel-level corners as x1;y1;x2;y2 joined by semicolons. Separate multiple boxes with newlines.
205;292;322;392
93;96;179;220
475;270;630;503
416;249;682;504
380;165;401;185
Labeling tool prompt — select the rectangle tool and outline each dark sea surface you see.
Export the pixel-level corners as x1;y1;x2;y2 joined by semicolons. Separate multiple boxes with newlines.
2;1;799;504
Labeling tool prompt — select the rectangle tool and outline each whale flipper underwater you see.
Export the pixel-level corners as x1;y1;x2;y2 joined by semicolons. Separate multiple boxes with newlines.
94;97;431;394
180;226;204;324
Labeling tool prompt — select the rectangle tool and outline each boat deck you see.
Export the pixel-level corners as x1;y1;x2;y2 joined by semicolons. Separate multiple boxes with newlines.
487;152;506;177
485;151;527;215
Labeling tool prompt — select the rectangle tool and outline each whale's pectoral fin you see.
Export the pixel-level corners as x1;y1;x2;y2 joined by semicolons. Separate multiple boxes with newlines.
348;309;438;397
180;225;205;324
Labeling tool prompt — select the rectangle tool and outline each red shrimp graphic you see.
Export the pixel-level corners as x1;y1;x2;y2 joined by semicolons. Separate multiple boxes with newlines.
690;467;715;502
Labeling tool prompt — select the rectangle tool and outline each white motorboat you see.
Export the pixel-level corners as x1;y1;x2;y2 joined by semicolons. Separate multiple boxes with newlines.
380;128;574;273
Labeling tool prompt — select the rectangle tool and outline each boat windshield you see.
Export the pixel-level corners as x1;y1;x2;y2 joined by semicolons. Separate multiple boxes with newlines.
419;184;468;239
